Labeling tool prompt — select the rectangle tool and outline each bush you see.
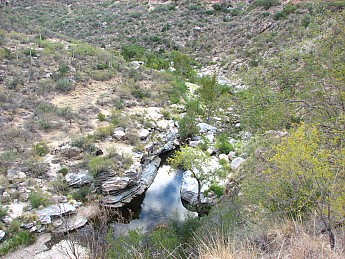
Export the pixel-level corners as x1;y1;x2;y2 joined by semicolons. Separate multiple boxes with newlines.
28;192;50;208
0;231;36;256
0;206;7;218
253;0;280;10
178;114;199;140
55;79;73;92
121;44;145;61
32;140;49;156
97;113;106;121
23;48;37;57
0;48;11;60
71;186;91;202
91;70;113;81
215;133;234;154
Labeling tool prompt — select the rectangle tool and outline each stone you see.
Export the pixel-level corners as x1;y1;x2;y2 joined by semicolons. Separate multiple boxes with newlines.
61;146;82;159
113;129;126;140
7;168;26;181
219;154;229;162
180;170;198;206
197;123;217;134
156;120;169;130
52;215;88;234
36;203;76;224
230;157;245;171
189;140;200;148
102;177;131;194
228;151;236;160
0;230;5;241
139;129;150;140
65;170;93;187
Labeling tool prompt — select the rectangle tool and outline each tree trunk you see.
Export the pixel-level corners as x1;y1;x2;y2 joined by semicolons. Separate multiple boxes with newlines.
196;178;202;214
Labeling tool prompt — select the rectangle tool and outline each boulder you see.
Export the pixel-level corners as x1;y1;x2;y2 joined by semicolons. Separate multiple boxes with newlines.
7;168;26;181
65;170;93;187
36;203;76;224
219;154;229;162
189;140;200;148
139;129;150;140
102;177;131;194
180;170;199;206
52;215;88;234
197;123;217;134
113;129;126;140
228;151;236;161
61;146;82;159
0;230;5;241
230;157;245;171
156;120;169;130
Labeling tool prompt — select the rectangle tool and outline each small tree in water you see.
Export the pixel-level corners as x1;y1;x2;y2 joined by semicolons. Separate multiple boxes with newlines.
169;146;212;213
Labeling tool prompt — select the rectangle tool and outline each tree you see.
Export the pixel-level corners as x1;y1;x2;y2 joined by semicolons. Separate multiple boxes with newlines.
261;123;345;249
169;146;213;212
197;74;228;123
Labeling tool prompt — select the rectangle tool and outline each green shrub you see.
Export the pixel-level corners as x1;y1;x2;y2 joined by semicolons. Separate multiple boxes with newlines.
91;70;113;81
32;140;49;156
87;156;114;175
204;183;225;198
0;231;36;256
71;186;91;202
28;192;50;209
58;167;69;176
215;133;234;154
253;0;280;10
0;48;11;60
97;113;106;122
178;114;198;140
23;48;37;57
121;44;145;61
0;206;7;218
55;79;73;92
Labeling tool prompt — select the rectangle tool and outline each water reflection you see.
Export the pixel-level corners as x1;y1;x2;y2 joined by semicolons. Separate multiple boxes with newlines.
116;165;196;232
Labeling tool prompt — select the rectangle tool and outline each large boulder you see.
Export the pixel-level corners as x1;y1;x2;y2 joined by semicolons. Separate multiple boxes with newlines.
36;203;76;224
65;170;93;187
60;146;82;159
102;177;131;194
230;157;245;171
113;128;126;140
139;129;150;140
52;215;88;234
197;123;217;134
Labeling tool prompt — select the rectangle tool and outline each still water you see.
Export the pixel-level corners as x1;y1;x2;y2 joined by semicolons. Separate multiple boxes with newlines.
115;165;196;233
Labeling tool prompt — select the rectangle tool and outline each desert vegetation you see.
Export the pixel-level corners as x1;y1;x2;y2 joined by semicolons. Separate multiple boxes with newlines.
0;0;344;258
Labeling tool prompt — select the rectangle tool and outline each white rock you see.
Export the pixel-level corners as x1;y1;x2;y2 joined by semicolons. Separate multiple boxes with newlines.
139;129;150;140
156;120;169;130
0;230;5;241
219;154;229;162
113;129;126;140
230;157;245;171
228;151;236;160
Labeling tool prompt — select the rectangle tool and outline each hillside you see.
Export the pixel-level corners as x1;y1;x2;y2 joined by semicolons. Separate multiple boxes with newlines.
0;0;345;258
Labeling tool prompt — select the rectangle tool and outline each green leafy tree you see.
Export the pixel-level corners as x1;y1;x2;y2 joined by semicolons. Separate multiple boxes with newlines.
169;146;213;212
197;75;229;123
260;123;345;249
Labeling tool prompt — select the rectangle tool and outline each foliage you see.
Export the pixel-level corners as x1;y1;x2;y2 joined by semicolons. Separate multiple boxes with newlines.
252;0;280;10
170;51;196;79
204;183;225;198
0;206;7;219
28;191;51;208
71;186;91;202
87;156;115;175
55;79;73;92
32;140;49;157
97;113;106;122
169;146;213;211
178;113;198;140
0;231;36;256
196;75;229;123
121;44;145;61
215;133;234;154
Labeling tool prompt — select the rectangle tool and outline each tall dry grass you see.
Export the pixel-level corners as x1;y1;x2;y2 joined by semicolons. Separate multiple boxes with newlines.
196;219;345;259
